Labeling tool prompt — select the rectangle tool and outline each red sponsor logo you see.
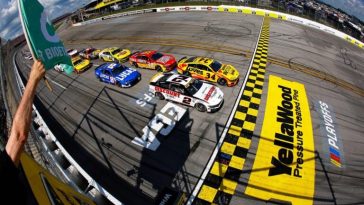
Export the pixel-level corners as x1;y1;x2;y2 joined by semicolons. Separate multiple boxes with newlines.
165;8;169;11
204;86;215;101
207;6;212;11
185;7;190;11
155;86;180;97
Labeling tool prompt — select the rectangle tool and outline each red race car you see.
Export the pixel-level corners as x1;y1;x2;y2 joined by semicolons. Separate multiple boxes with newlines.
129;50;176;72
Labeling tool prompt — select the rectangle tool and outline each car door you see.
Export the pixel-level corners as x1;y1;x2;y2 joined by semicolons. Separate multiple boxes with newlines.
100;69;109;82
169;84;186;103
198;64;216;82
137;56;149;68
187;64;202;77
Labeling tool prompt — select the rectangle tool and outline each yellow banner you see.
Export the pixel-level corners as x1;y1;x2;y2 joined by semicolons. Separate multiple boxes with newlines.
21;153;95;205
95;0;123;9
245;75;315;204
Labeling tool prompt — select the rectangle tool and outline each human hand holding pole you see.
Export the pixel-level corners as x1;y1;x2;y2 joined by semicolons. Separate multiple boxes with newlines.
6;59;45;166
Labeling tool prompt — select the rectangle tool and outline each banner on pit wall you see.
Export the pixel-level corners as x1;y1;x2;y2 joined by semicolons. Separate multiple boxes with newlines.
21;153;96;205
18;0;73;73
245;75;315;205
95;0;123;9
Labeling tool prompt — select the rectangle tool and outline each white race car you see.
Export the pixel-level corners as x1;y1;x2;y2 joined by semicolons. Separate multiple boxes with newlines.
149;73;224;112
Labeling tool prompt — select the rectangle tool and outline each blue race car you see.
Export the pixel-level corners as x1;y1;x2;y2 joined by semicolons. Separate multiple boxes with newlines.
95;63;141;87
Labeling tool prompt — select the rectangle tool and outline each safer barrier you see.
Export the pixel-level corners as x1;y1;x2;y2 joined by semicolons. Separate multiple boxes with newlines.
13;53;122;205
73;5;364;49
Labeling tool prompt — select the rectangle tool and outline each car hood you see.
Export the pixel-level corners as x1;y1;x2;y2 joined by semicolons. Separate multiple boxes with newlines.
156;55;176;65
218;64;239;81
193;83;223;105
115;68;140;82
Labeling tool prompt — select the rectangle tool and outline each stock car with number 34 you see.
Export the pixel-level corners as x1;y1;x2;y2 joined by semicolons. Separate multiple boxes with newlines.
149;73;224;112
129;50;177;72
177;56;239;86
95;63;141;88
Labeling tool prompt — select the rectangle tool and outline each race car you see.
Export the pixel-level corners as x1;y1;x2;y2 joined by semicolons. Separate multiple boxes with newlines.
72;57;92;73
79;47;101;59
149;73;224;112
129;50;176;72
95;63;141;88
99;47;131;63
177;57;240;86
67;49;79;58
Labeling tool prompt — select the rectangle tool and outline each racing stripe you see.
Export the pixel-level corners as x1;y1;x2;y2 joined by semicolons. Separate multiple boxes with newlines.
193;17;270;205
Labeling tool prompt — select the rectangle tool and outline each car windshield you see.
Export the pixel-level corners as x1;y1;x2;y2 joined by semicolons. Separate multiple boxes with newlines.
151;52;163;60
111;65;125;75
210;60;222;72
111;49;121;55
186;79;203;95
73;59;82;66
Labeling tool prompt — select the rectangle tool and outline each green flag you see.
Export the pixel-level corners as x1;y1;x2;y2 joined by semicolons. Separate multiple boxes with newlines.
18;0;74;74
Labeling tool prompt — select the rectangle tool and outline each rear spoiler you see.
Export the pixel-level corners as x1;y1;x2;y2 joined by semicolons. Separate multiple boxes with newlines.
178;56;187;64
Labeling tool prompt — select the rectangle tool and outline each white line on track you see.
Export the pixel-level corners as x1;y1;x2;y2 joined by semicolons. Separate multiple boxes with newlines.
47;77;66;90
186;18;265;205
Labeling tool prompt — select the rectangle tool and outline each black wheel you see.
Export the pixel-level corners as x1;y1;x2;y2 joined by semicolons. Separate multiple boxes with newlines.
155;92;165;100
133;62;138;68
97;76;102;82
195;103;207;112
217;78;227;86
183;71;191;76
156;65;163;72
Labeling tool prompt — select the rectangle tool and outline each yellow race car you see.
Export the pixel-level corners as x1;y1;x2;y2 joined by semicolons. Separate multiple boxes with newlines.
177;57;239;86
99;47;131;63
72;57;92;73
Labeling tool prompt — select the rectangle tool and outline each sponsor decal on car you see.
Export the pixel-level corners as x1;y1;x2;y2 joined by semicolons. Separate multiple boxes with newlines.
155;87;180;97
204;86;215;101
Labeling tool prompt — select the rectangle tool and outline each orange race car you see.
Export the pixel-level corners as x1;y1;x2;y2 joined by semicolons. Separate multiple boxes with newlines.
129;50;176;72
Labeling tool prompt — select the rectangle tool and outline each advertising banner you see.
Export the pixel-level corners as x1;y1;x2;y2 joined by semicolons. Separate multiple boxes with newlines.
245;75;315;204
21;153;95;205
18;0;73;73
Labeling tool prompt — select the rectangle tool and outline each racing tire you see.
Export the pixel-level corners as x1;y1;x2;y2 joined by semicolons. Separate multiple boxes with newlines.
133;62;138;68
183;71;191;76
155;92;165;100
156;65;163;72
195;103;207;112
217;78;227;86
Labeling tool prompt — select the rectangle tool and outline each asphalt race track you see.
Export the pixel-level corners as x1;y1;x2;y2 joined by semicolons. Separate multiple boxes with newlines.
16;11;364;205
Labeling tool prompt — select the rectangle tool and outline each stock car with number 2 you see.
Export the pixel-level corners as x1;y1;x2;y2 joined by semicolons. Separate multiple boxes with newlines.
129;50;177;72
149;73;224;112
177;56;239;86
95;63;141;88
